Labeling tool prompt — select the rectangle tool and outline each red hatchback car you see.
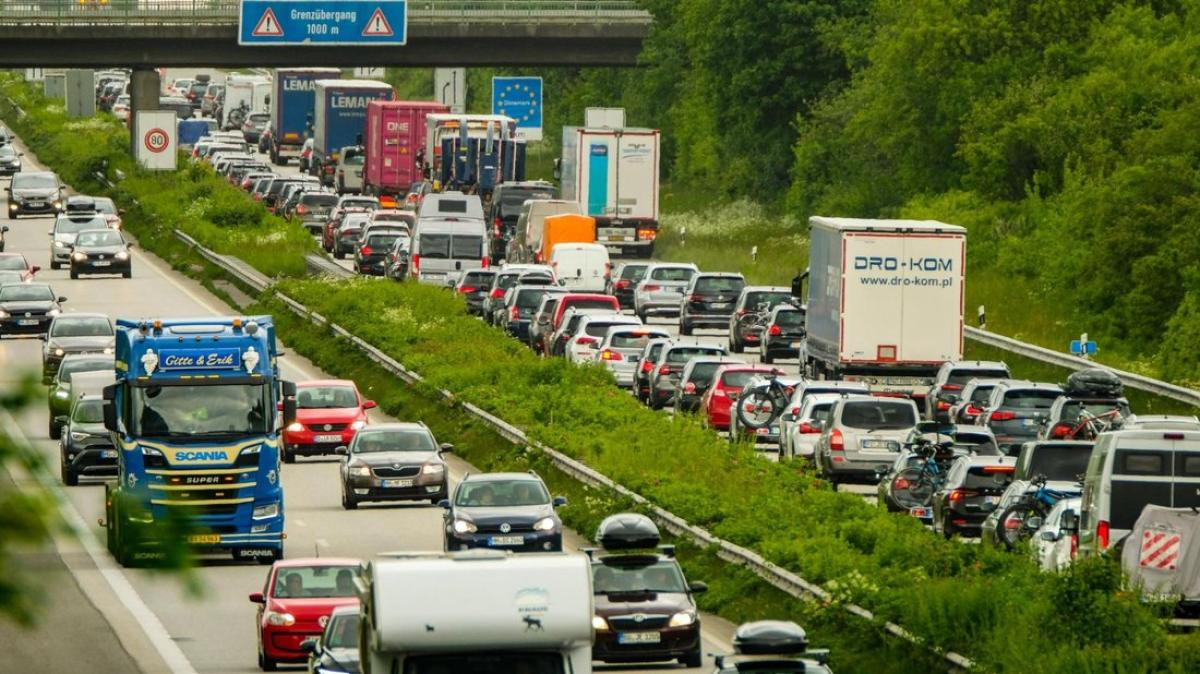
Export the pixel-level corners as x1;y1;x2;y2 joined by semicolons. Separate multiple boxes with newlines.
0;252;40;281
281;380;375;463
250;558;360;671
700;365;781;431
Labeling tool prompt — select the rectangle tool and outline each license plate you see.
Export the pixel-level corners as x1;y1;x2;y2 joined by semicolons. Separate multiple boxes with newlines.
315;434;342;442
607;235;629;242
101;450;117;458
27;201;43;207
909;506;929;518
187;534;220;544
712;302;730;309
1021;418;1037;429
489;535;524;546
672;287;684;293
17;319;37;326
618;632;662;645
791;341;803;348
861;439;895;450
382;479;413;488
983;496;998;506
93;261;111;267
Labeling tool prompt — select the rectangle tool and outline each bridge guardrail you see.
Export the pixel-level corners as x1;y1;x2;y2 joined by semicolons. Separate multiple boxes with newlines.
0;0;651;24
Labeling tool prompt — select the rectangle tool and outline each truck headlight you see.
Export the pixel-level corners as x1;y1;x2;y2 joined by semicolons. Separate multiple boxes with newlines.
265;611;295;626
348;463;371;477
532;517;557;532
140;446;164;457
252;503;279;520
452;519;476;534
421;463;444;475
0;310;8;318
668;611;696;628
592;615;610;631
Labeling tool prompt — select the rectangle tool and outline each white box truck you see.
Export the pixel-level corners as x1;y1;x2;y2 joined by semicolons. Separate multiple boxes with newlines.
221;75;269;130
559;127;660;259
803;217;966;399
358;550;594;674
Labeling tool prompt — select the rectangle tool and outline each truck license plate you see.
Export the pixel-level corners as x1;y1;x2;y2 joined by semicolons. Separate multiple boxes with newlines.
618;632;662;644
382;479;413;488
315;434;342;443
187;534;221;544
489;535;524;546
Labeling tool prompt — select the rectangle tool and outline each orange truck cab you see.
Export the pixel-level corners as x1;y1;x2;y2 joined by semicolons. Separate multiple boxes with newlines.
538;214;596;263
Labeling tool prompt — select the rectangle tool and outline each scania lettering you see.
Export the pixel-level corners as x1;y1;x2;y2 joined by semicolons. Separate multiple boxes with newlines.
311;80;394;186
803;217;966;401
270;68;341;166
101;317;297;566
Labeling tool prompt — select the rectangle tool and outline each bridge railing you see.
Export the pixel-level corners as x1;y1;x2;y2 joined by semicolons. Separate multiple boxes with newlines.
0;0;651;24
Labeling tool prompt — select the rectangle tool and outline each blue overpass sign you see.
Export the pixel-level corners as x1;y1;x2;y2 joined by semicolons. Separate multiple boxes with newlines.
492;76;543;140
239;0;407;46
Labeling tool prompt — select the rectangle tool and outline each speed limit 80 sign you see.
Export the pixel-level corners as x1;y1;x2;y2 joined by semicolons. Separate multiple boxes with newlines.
134;111;177;170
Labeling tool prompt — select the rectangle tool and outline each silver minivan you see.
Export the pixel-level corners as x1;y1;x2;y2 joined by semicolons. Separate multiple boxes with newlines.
814;396;921;484
410;218;488;287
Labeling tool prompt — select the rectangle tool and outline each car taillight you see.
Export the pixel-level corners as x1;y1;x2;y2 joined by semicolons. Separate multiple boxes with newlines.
1049;423;1073;439
830;429;844;451
689;294;702;302
965;404;981;416
296;205;306;214
490;288;505;299
615;279;630;290
458;286;476;294
412;253;420;271
577;336;597;346
1098;520;1110;550
683;381;695;393
894;476;910;491
991;411;1016;421
942;384;962;391
510;306;520;321
493;216;502;237
600;349;623;362
360;246;373;256
948;489;977;504
482;256;490;269
643;284;660;292
798;422;821;434
936;400;951;411
658;365;671;375
768;324;781;336
713;388;727;399
1070;533;1079;558
640;361;653;373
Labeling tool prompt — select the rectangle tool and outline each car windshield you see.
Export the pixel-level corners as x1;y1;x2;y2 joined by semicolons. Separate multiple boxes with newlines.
56;217;107;233
404;654;563;674
73;400;104;424
0;256;26;271
271;565;358;599
58;357;111;382
297;385;358;409
0;284;52;301
773;310;805;327
745;291;793;310
301;194;338;207
451;235;483;258
500;189;554;217
130;383;268;436
324;613;360;649
949;369;1009;386
12;174;57;189
93;198;117;215
611;331;666;350
0;146;16;158
342;199;378;210
496;273;521;290
953;433;1000;455
585;322;626;338
807;402;835;423
963;464;1015;490
353;429;437;453
562;299;615;313
649;266;695;282
969;386;996;403
343;154;365;165
619;265;648;281
76;230;124;247
840;401;917;430
684;362;724;386
1058;400;1132;423
1003;390;1061;409
0;272;23;285
249;113;270;123
455;479;549;507
463;271;494;286
51;317;112;337
593;560;687;594
666;347;723;364
516;289;553;309
367;234;401;249
694;276;744;293
1027;446;1091;482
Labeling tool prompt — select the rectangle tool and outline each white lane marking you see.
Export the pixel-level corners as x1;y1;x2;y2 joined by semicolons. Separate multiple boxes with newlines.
293;519;307;527
0;408;198;674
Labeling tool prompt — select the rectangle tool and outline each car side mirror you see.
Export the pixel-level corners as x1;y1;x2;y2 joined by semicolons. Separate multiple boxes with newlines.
127;242;136;248
299;638;318;654
1;226;7;233
363;400;377;409
437;499;451;509
30;265;40;273
118;208;126;215
688;581;708;594
57;296;67;303
1039;530;1061;542
334;445;349;456
552;496;568;507
439;443;454;453
248;592;265;604
1024;516;1044;531
1061;510;1079;531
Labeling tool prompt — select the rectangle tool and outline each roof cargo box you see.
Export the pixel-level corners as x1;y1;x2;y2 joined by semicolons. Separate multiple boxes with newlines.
596;513;660;550
1065;368;1123;399
733;620;809;655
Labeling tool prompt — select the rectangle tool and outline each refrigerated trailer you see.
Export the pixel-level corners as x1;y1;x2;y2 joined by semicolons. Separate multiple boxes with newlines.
559;126;660;259
803;217;966;400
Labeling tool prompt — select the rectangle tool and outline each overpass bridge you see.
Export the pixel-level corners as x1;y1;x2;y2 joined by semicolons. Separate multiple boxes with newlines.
0;0;652;67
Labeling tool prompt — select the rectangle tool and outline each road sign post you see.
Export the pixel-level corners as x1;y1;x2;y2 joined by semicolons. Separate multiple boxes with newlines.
239;0;407;46
1069;332;1097;359
134;110;177;171
492;76;543;141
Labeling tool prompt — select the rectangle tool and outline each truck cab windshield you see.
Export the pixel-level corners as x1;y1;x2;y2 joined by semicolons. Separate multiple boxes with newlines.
131;383;268;437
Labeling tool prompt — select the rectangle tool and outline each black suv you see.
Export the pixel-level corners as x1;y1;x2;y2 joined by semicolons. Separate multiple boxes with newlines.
977;381;1064;454
679;272;745;336
58;393;117;486
440;472;566;552
7;171;64;218
486;181;556;262
759;304;806;364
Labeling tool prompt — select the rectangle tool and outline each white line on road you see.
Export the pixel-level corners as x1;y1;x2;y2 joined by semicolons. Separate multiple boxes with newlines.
293;518;307;527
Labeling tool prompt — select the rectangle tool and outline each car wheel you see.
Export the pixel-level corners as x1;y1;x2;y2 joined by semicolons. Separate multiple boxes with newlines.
61;457;78;486
69;268;78;280
50;260;60;270
636;308;647;322
762;352;773;364
341;487;358;510
258;646;278;672
680;320;692;336
941;515;955;539
334;250;344;259
5;208;11;220
680;645;703;668
123;269;132;279
281;445;295;464
49;419;61;440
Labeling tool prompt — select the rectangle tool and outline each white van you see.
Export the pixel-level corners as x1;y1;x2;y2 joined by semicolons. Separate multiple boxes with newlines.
410;217;488;286
1078;429;1200;557
549;243;610;293
417;192;485;223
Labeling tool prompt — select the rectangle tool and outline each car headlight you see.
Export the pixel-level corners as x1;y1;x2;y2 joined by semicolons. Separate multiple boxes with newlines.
532;516;557;532
592;615;610;632
115;250;129;260
47;309;60;317
0;310;7;318
452;519;477;534
265;611;295;626
350;419;366;431
54;240;67;248
668;611;697;628
69;431;90;442
72;252;86;261
421;463;444;475
252;503;279;520
348;463;371;477
52;347;65;356
286;422;304;432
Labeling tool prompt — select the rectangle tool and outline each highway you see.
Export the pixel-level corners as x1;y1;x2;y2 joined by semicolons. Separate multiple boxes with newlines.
0;132;737;673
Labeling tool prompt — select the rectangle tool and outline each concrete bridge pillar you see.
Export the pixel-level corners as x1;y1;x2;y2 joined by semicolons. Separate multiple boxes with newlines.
128;68;160;154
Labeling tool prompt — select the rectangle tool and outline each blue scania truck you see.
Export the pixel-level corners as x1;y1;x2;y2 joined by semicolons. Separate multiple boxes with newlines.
101;317;296;566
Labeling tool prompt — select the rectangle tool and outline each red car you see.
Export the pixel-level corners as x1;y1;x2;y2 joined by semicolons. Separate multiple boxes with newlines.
281;379;375;463
700;365;780;431
250;558;360;671
0;253;40;281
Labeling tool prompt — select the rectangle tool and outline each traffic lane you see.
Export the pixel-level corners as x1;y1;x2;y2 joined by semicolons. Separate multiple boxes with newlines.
3;155;727;672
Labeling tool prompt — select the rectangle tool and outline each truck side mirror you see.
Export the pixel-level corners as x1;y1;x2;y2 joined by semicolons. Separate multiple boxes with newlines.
281;380;297;426
102;384;118;432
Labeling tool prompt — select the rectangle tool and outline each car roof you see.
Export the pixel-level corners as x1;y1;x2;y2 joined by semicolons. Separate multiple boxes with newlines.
357;422;428;432
742;286;791;293
273;557;360;569
461;472;545;483
694;272;744;278
946;360;1008;369
646;262;697;270
1000;382;1063;392
52;312;108;320
964;454;1017;466
297;379;356;388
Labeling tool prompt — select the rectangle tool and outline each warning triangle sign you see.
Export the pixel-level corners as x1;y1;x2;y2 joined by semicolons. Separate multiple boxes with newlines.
362;8;394;37
252;8;283;37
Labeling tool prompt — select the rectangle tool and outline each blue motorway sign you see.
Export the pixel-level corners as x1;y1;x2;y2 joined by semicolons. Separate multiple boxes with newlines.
239;0;407;46
1069;340;1098;356
492;76;543;139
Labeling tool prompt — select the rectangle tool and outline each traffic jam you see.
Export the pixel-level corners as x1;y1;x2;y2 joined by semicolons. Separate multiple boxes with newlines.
4;65;1200;674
